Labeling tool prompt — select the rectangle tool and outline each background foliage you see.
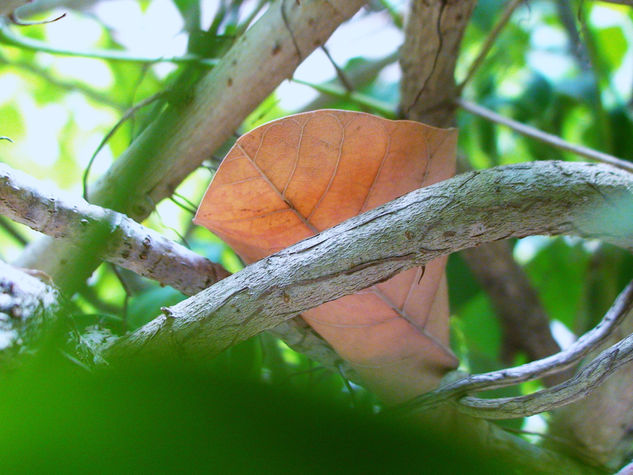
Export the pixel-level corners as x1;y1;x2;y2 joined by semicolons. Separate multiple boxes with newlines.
2;0;633;470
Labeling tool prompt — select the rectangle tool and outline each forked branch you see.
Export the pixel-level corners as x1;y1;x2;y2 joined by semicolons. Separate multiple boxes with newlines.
390;279;633;418
106;161;633;362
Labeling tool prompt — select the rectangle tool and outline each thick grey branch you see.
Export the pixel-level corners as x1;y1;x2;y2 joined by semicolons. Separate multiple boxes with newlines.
0;260;59;353
0;163;356;379
106;161;633;360
0;163;230;294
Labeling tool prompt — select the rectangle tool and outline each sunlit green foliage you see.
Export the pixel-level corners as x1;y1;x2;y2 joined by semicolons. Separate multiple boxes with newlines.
1;0;633;468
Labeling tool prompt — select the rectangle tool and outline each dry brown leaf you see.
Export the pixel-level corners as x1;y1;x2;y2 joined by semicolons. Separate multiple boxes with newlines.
195;109;458;402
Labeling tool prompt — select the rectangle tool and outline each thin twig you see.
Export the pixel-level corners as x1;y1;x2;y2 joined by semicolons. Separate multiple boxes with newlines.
457;98;633;173
457;0;523;92
292;78;396;118
83;92;165;200
303;50;399;111
321;45;354;92
456;326;633;419
0;53;125;110
0;23;218;67
388;280;633;417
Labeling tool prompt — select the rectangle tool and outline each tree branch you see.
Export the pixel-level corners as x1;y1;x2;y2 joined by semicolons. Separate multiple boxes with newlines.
302;51;399;111
457;0;522;92
105;161;633;361
456;322;633;419
460;242;568;385
0;162;358;381
389;279;633;417
457;98;633;173
399;0;476;125
548;276;633;467
0;260;60;354
0;163;230;294
17;0;367;294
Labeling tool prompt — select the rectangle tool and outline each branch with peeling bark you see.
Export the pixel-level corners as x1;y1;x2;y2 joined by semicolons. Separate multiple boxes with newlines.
0;162;359;380
105;161;633;362
0;164;229;294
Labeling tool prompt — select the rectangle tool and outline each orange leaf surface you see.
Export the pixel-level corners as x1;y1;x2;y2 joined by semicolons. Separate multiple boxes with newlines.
195;110;458;402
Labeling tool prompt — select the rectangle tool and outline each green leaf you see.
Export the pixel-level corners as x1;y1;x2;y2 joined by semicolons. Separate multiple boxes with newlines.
456;293;502;362
447;253;482;312
127;286;186;329
595;25;627;71
523;238;590;330
0;103;24;141
172;0;201;32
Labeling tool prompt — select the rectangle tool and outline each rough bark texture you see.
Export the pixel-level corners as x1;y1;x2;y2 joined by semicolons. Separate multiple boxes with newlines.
0;163;358;379
0;260;59;354
401;0;564;377
0;163;230;295
106;161;633;360
17;0;366;292
400;0;476;125
548;314;633;469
